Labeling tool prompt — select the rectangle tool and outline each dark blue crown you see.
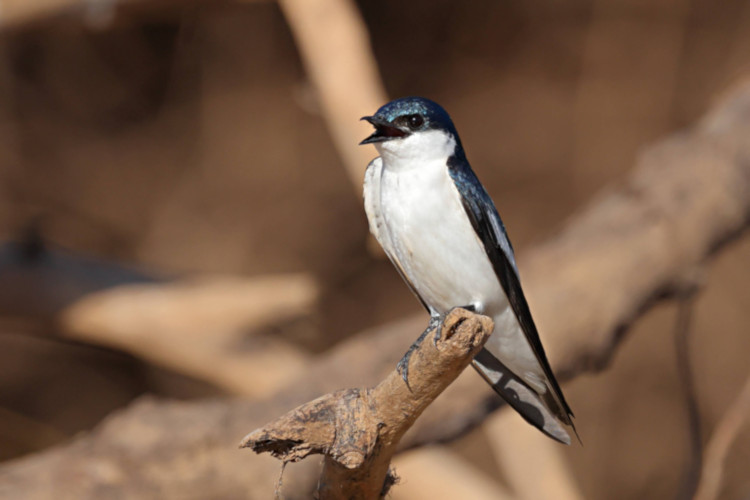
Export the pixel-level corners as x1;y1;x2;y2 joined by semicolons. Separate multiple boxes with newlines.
373;97;458;135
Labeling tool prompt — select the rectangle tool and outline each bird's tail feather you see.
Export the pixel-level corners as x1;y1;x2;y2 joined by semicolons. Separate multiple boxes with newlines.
472;348;573;445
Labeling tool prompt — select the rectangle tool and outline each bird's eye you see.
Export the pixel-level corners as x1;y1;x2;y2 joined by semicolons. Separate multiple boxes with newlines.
407;114;424;130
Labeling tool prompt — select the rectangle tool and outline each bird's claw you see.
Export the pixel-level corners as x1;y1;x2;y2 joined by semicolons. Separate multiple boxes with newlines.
396;315;442;391
396;355;412;390
431;305;478;346
397;308;476;389
430;315;443;346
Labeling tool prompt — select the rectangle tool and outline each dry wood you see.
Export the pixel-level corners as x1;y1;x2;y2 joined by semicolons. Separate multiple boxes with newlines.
1;80;750;499
240;308;494;499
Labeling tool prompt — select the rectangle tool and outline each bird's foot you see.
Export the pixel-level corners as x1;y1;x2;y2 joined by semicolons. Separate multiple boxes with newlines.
396;306;478;390
396;315;442;391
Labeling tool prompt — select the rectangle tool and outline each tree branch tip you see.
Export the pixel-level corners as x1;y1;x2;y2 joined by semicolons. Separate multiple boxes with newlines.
438;308;494;351
238;429;269;449
239;431;314;463
239;429;299;454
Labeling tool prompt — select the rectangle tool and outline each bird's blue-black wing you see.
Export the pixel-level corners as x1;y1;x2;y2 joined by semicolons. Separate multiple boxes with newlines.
447;155;574;422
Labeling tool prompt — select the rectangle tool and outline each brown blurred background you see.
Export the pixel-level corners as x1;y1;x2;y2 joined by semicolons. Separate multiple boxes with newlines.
1;0;750;499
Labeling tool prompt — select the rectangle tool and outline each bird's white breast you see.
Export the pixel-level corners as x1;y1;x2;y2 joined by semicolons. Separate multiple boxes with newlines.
372;132;507;317
363;129;548;393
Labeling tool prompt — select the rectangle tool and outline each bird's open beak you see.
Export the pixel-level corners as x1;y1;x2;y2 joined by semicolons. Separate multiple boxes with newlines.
359;116;408;145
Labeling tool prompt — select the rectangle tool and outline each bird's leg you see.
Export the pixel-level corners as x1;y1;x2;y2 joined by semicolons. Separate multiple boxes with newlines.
396;315;442;390
397;305;479;390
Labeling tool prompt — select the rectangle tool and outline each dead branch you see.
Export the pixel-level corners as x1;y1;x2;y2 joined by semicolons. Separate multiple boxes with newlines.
240;308;493;499
1;80;750;499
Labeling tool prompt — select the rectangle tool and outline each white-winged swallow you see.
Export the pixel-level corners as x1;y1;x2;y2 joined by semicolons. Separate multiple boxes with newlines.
361;96;576;444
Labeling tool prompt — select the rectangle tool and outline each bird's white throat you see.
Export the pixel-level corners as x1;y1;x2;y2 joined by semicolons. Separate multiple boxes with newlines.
375;129;456;169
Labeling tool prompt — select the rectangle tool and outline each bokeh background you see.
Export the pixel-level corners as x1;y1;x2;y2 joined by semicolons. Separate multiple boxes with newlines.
1;0;750;499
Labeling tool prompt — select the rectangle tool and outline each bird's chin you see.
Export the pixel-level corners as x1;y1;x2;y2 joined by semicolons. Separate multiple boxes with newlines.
374;137;409;159
378;129;457;165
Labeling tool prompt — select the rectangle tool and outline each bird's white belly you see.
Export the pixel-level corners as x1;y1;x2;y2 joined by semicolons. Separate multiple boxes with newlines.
380;161;506;316
369;155;545;390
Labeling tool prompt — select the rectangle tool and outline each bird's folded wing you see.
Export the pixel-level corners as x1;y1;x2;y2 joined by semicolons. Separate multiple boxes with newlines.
447;156;574;425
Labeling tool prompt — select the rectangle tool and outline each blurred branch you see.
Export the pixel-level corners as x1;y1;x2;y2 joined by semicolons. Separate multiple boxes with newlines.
240;308;493;499
694;371;750;500
60;273;317;396
277;0;390;256
2;79;750;498
277;0;388;190
0;244;317;396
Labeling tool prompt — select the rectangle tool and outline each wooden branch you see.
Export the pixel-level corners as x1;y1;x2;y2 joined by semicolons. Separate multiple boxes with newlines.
240;308;494;499
2;80;750;499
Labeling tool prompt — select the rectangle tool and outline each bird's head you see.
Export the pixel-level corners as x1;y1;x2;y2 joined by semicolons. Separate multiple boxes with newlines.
360;97;461;163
